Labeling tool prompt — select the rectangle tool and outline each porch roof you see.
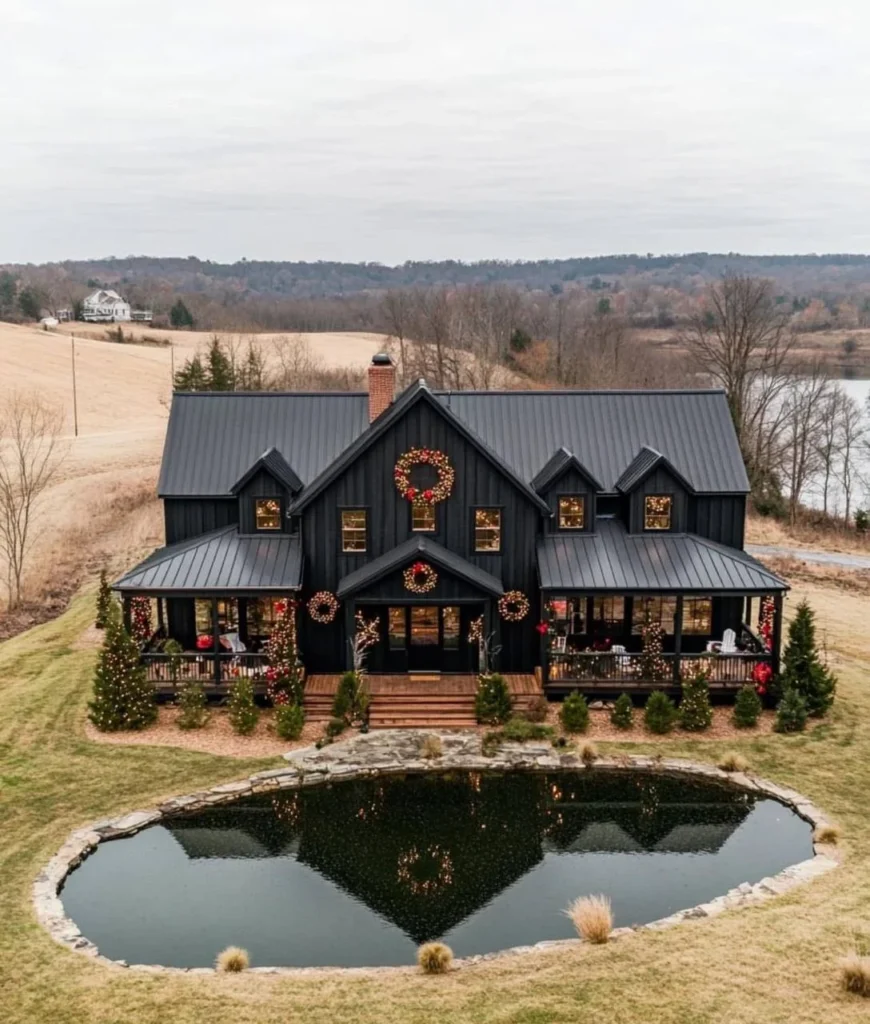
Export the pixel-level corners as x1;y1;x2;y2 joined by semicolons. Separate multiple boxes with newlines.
537;520;787;595
336;535;504;599
113;526;303;594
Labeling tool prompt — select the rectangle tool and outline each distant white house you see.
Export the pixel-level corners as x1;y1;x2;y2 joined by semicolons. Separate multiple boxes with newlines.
81;289;132;322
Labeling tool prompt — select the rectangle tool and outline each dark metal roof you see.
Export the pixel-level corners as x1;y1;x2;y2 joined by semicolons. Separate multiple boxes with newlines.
537;520;787;594
615;445;693;494
337;535;504;599
158;386;749;498
113;526;303;593
230;447;303;495
531;447;604;493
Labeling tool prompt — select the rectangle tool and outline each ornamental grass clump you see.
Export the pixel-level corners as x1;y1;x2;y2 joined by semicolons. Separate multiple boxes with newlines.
215;946;249;972
227;677;259;735
420;734;444;759
733;684;762;728
176;679;209;730
610;693;634;730
839;954;870;996
774;688;808;733
718;751;749;773
564;894;613;944
88;607;157;732
679;672;713;731
578;740;598;767
417;941;453;974
814;824;842;845
560;692;589;733
644;691;677;734
475;673;513;725
274;702;305;740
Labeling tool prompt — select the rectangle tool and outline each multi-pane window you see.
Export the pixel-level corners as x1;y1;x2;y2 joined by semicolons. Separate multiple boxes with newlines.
195;598;238;636
255;498;282;531
474;508;502;552
644;494;673;531
247;597;285;640
683;597;713;635
341;509;367;552
442;606;460;649
388;607;406;649
592;596;625;632
558;496;586;530
411;503;436;532
632;596;678;634
410;606;439;645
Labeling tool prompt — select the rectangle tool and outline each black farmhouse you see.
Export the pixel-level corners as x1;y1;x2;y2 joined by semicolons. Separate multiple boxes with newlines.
115;355;786;719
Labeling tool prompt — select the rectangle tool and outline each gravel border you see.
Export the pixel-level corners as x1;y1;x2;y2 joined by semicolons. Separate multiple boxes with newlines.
34;730;840;976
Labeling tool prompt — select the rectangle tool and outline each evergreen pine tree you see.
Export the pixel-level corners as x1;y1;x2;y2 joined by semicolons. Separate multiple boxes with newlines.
177;679;209;729
205;336;235;390
170;298;195;328
610;692;634;729
475;673;513;724
679;672;713;731
88;608;157;731
732;684;762;728
228;677;259;735
173;353;208;391
644;691;677;734
779;600;836;716
95;568;113;629
238;341;268;390
560;692;590;733
774;688;808;733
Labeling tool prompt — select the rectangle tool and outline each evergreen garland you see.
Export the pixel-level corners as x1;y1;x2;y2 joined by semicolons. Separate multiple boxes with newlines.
95;569;113;629
779;600;836;716
88;607;157;731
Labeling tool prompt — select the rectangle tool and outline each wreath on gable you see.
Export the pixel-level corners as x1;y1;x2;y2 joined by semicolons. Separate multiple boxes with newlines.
307;590;339;624
403;561;438;594
394;448;455;505
498;590;530;622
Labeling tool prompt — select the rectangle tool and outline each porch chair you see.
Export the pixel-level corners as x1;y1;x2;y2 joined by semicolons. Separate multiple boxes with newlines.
611;644;632;674
706;628;737;655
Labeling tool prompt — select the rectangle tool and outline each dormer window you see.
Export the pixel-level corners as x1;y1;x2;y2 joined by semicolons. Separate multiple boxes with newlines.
644;495;672;531
255;498;282;531
558;496;586;530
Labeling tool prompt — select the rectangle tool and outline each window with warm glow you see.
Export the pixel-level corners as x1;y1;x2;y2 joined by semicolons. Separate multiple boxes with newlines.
195;598;238;635
683;597;713;635
247;597;284;639
474;508;502;552
558;496;585;529
388;607;406;649
411;503;436;532
255;498;282;531
644;494;673;530
341;509;367;552
593;596;625;631
632;596;678;634
443;606;460;649
410;606;439;645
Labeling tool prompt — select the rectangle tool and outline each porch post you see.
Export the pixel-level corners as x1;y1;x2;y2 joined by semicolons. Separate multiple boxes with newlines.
673;594;684;683
771;592;784;675
540;591;549;687
156;597;165;633
212;597;221;683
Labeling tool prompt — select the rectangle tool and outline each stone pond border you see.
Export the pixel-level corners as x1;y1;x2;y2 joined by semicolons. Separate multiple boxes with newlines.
33;730;841;976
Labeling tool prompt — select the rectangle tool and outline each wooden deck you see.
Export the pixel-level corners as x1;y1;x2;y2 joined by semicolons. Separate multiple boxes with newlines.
305;673;542;729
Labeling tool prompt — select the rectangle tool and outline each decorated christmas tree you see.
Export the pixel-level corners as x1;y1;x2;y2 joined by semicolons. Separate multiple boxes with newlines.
264;599;303;706
779;600;836;716
88;606;157;731
679;670;713;731
640;621;669;683
95;569;113;629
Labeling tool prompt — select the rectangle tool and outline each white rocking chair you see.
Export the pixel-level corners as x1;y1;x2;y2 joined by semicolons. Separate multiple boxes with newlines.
707;628;737;655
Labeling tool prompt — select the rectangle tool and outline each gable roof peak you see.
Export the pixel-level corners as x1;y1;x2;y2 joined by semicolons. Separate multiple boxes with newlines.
230;446;303;495
532;446;604;494
615;445;693;494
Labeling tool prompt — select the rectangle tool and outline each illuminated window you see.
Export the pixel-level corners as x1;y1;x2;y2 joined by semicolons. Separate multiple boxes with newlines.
410;606;439;645
341;509;367;552
474;508;502;552
644;495;673;530
558;496;586;530
247;597;285;640
411;503;436;532
255;498;282;531
683;597;713;635
443;606;460;649
632;596;678;634
195;598;238;635
388;607;406;649
593;596;625;632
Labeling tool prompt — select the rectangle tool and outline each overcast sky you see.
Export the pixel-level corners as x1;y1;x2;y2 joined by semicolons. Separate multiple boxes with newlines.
2;0;869;264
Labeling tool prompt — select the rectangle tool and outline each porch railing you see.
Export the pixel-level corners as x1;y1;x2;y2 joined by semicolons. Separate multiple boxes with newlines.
547;651;771;686
142;651;270;688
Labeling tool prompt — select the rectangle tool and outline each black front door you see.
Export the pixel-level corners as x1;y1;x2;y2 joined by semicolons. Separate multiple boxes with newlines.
408;606;440;670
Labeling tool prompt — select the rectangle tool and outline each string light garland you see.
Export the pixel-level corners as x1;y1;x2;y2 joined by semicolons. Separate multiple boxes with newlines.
355;610;380;651
640;621;669;682
757;595;775;651
130;596;152;646
403;560;438;594
396;844;455;895
264;598;303;706
88;610;157;732
393;448;454;505
498;590;530;622
307;590;339;624
468;615;484;644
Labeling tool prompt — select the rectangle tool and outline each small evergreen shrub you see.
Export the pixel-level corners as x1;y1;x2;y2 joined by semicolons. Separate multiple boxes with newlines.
95;569;113;628
475;673;513;725
523;695;549;723
177;679;209;730
332;671;358;721
774;688;808;733
679;672;713;731
417;942;453;974
501;716;554;743
564;895;612;944
733;684;762;728
610;693;634;730
215;946;249;972
644;691;677;734
560;692;589;733
325;716;346;738
779;600;836;716
227;677;259;735
275;702;305;740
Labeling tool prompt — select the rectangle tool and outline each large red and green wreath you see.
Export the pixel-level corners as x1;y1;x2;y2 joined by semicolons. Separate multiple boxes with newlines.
498;590;530;622
403;560;438;594
307;590;339;624
394;448;455;505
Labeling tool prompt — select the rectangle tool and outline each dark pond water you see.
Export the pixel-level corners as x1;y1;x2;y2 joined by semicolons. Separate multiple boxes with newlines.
62;770;813;968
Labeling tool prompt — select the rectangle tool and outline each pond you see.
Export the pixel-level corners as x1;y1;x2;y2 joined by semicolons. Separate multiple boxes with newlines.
61;770;813;968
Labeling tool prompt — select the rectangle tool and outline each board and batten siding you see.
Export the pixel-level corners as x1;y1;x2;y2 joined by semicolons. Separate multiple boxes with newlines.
237;468;290;534
627;466;688;533
541;466;597;533
163;498;238;545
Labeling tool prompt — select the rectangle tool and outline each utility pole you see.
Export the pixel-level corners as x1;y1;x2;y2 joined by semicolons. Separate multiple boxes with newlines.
71;335;79;437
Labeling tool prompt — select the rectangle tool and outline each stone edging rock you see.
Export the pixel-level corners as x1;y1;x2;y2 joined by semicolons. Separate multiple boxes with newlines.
34;730;841;975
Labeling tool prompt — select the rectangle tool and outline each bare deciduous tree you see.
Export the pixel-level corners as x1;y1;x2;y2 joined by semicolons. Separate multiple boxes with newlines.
837;394;867;525
779;363;833;524
0;393;66;608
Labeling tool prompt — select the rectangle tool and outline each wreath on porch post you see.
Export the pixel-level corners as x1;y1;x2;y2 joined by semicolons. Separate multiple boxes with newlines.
403;560;438;594
307;590;339;624
498;590;530;622
394;448;455;505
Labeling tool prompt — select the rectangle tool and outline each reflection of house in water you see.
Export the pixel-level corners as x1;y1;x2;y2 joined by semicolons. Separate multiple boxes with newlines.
164;771;754;944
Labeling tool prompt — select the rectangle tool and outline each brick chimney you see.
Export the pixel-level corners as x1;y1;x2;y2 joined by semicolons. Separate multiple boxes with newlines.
368;353;395;422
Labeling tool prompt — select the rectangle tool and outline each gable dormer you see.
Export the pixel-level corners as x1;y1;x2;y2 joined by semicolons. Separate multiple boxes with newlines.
231;447;302;535
616;446;692;534
532;447;603;533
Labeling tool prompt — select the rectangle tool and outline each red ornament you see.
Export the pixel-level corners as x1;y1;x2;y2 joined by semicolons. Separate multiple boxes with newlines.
405;487;417;500
423;488;434;501
196;634;212;650
752;661;773;695
535;621;549;635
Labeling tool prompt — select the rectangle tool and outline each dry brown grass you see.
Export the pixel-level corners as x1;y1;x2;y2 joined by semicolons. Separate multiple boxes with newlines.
419;735;444;759
578;740;598;766
840;954;870;996
814;824;843;845
718;751;750;773
564;895;613;944
215;946;250;972
417;942;453;974
747;511;870;556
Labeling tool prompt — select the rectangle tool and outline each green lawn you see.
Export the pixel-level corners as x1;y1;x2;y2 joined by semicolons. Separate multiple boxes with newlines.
2;583;870;1023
